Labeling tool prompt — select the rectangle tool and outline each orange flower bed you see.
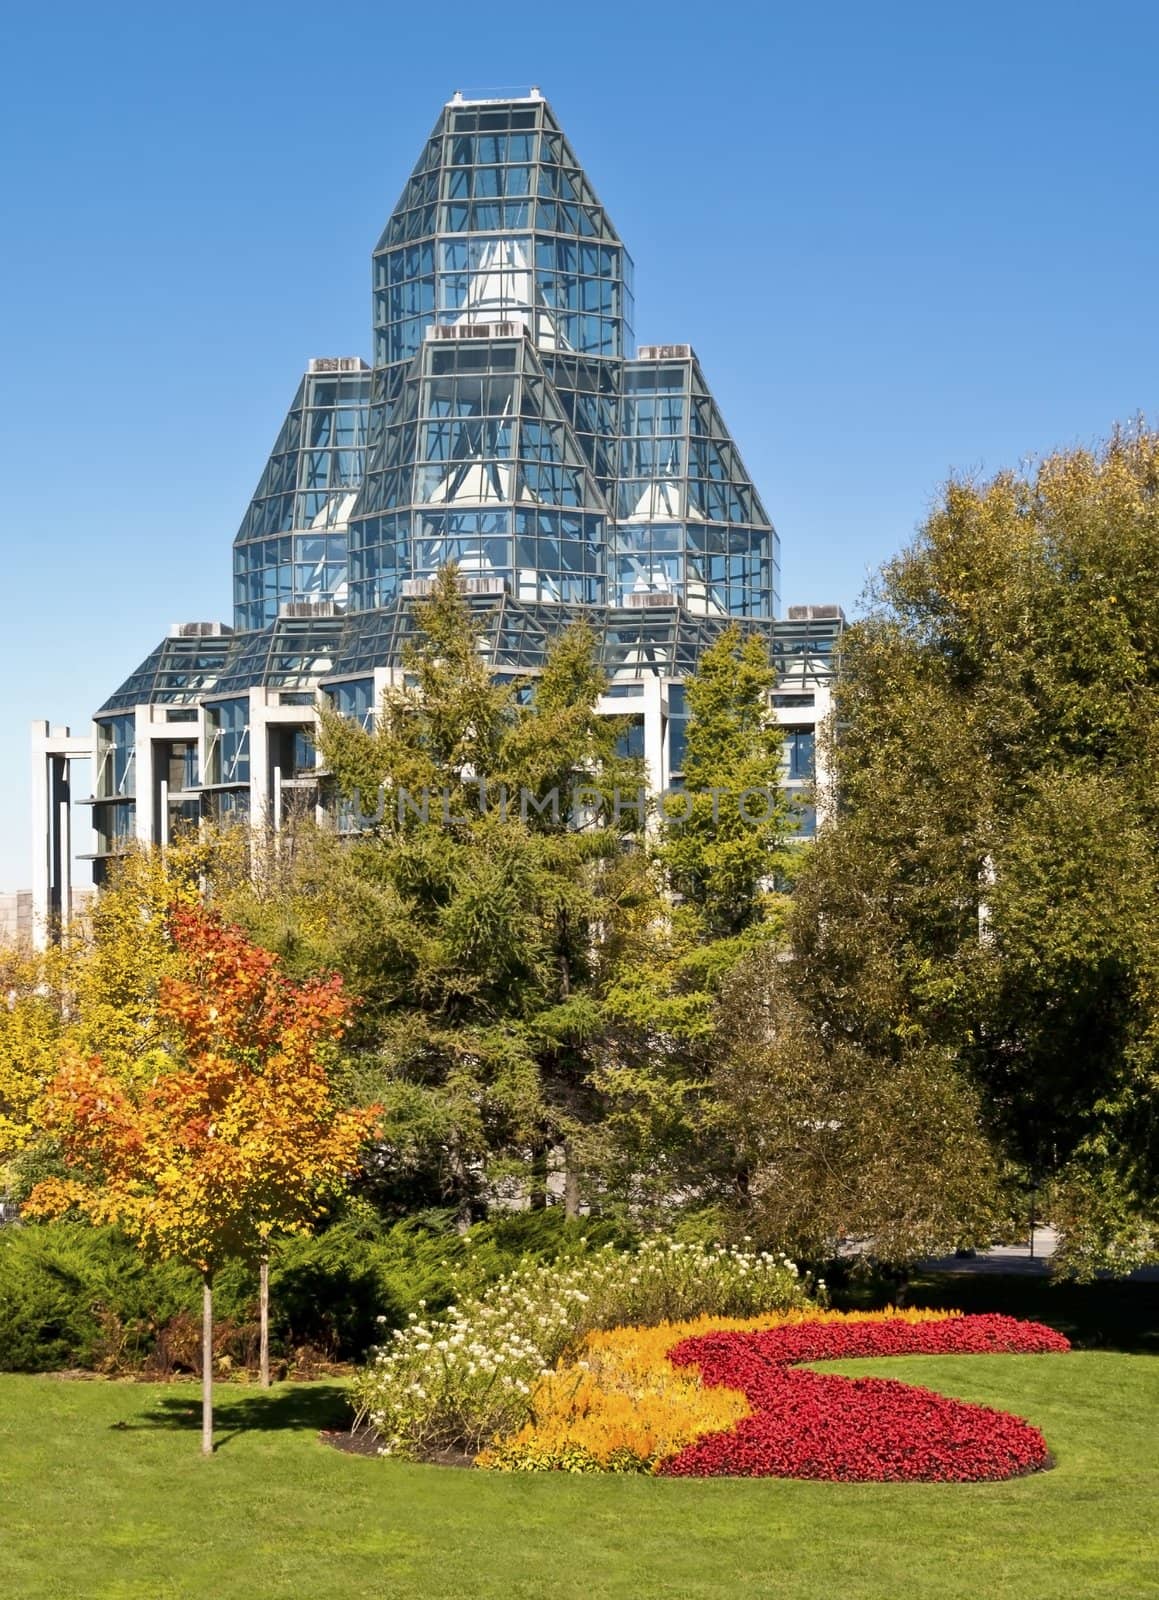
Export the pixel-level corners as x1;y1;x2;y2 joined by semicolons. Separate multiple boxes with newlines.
477;1307;958;1472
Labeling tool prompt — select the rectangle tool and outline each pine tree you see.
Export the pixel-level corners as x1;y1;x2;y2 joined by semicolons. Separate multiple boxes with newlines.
595;626;796;1219
309;568;652;1223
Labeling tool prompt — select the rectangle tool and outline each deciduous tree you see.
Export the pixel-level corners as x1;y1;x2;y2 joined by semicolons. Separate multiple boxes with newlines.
0;946;62;1186
27;906;379;1451
788;424;1159;1270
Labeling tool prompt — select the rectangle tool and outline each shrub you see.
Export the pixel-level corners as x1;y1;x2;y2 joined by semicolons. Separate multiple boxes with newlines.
0;1210;633;1373
354;1239;813;1457
0;1223;196;1372
268;1210;633;1359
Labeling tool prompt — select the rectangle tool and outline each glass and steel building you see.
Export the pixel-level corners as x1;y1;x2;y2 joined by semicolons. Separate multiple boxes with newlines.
233;361;371;632
31;90;843;939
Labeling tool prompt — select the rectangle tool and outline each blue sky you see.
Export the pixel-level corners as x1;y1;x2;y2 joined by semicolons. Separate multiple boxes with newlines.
3;0;1157;889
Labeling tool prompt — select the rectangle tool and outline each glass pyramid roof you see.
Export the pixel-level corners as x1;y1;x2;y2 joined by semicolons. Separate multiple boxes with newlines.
95;92;845;734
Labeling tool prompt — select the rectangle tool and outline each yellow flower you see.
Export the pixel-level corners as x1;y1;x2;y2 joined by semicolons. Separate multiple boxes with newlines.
477;1307;956;1472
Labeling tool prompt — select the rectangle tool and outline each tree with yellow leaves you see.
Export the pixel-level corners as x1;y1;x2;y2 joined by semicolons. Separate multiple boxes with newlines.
27;904;380;1455
0;839;245;1198
0;945;62;1187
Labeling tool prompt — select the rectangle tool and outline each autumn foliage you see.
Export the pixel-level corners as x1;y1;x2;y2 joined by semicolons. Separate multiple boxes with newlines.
26;905;379;1275
0;946;62;1168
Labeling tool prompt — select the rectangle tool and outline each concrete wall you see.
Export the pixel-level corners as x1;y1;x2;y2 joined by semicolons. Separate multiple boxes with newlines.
0;887;96;947
0;891;33;946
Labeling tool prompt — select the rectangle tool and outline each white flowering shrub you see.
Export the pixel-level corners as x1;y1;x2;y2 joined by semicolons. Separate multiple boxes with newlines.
352;1238;812;1457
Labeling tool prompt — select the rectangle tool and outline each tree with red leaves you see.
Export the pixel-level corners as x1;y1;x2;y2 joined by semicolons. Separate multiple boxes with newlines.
28;905;380;1455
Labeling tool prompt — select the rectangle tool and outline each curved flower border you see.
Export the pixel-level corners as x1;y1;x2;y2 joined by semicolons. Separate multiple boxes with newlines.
659;1314;1070;1482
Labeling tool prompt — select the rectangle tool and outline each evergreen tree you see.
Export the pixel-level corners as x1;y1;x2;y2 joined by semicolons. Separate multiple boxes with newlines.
594;626;797;1218
309;568;652;1224
660;624;792;943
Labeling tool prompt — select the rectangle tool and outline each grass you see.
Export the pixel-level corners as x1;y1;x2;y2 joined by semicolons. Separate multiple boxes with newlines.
2;1279;1158;1599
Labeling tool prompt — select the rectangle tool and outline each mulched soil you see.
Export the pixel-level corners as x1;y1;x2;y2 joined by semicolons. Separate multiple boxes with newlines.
320;1429;383;1458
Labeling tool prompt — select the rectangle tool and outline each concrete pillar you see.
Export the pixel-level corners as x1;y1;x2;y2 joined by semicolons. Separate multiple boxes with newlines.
30;721;51;949
249;690;271;829
133;705;155;847
642;675;665;795
30;722;92;950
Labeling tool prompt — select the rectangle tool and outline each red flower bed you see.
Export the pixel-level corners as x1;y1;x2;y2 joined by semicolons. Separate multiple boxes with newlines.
659;1314;1069;1482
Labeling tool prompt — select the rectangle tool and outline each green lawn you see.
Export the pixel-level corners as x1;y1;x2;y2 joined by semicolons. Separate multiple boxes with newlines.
2;1347;1157;1600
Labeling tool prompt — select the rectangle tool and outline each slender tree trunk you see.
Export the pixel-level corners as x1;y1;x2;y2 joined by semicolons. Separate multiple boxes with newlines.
259;1255;270;1388
201;1274;214;1457
563;1159;581;1220
448;1136;473;1234
527;1140;548;1210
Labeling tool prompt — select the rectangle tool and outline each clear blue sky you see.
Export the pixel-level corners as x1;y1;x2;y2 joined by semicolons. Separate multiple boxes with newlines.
3;0;1157;889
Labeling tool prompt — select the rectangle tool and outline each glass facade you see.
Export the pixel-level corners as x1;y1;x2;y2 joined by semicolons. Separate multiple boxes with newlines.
326;678;375;727
350;91;750;619
369;100;631;369
784;728;815;782
86;93;842;872
213;616;341;694
233;361;370;631
615;352;776;616
98;629;231;714
351;334;608;608
92;714;136;864
205;700;250;787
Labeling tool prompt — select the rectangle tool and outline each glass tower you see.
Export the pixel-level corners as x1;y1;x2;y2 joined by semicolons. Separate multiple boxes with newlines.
68;89;841;898
343;91;774;619
351;90;638;611
617;347;776;616
233;359;371;631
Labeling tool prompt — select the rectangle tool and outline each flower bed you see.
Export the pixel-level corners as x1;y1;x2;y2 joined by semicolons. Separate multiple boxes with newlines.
660;1314;1069;1482
354;1240;813;1458
481;1311;1069;1482
479;1308;957;1473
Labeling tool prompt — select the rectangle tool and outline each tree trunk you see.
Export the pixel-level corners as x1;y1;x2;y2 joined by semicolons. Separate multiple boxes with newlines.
259;1255;270;1388
201;1274;214;1457
563;1160;581;1220
448;1136;473;1234
527;1142;549;1210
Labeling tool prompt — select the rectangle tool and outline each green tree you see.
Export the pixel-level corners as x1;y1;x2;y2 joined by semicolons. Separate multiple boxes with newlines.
304;568;652;1224
594;626;797;1218
660;624;792;942
788;424;1159;1271
707;944;1002;1259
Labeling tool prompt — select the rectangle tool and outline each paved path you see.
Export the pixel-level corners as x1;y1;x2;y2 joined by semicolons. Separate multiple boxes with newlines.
920;1228;1059;1276
919;1227;1159;1281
